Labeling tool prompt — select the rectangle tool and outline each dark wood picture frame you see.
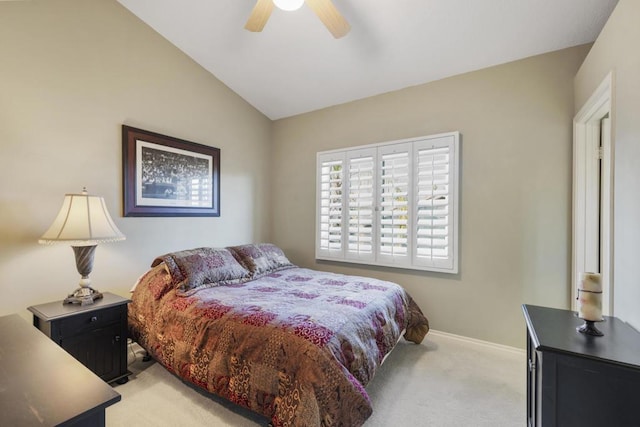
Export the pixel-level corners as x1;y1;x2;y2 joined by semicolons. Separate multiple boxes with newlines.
122;125;220;217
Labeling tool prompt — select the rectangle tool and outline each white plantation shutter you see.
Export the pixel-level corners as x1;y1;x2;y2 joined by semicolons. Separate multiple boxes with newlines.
316;152;345;258
346;149;376;261
413;136;458;272
316;132;459;273
377;143;412;265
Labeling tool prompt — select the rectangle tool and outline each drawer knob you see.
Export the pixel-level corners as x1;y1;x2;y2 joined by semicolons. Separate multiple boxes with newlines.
90;316;98;322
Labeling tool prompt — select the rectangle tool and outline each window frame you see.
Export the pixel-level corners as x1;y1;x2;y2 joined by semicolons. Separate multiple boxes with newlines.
315;131;460;274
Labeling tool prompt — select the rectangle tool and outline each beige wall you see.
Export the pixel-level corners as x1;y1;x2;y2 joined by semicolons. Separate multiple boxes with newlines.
271;45;591;347
575;0;640;331
0;0;272;319
0;0;607;348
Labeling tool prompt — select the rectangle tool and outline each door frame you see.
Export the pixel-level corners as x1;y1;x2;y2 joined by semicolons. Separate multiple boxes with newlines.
572;71;614;314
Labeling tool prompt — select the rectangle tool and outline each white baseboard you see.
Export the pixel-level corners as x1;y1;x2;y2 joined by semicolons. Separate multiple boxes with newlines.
428;329;526;356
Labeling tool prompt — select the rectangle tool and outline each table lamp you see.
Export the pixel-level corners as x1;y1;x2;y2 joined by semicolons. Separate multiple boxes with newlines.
39;188;125;305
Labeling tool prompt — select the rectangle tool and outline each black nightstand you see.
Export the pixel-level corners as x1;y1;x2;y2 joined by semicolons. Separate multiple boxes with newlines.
28;292;131;384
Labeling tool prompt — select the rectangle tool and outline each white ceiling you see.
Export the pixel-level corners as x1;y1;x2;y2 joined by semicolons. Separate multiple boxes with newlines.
116;0;618;120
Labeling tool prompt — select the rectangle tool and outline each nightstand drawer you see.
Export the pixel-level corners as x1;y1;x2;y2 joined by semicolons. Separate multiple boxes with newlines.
58;305;123;336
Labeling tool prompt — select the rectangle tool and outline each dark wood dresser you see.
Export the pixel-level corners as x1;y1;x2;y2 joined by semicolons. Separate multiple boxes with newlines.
28;292;130;384
0;314;120;426
522;304;640;427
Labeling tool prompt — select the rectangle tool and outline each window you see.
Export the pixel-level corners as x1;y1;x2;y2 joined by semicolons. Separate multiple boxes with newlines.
316;132;459;273
346;148;376;262
317;154;344;255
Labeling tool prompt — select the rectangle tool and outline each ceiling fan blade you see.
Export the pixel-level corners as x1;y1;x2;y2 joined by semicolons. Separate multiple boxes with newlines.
305;0;350;38
244;0;274;32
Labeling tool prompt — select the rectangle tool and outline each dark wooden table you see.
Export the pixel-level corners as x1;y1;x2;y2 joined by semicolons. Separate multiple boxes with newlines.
0;313;121;426
522;304;640;427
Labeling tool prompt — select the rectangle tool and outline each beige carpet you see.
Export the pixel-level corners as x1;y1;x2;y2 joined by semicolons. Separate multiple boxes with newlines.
107;333;525;426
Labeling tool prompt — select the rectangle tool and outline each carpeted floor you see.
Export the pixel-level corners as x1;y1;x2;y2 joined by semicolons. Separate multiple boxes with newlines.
107;332;525;426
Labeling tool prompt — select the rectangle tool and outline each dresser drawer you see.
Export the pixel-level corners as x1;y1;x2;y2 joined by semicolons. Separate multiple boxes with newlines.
58;305;123;336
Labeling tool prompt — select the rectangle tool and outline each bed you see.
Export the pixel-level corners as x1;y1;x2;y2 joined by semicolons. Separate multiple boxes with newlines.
128;243;429;426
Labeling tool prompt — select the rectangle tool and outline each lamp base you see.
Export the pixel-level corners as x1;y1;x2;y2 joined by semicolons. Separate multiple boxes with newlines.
577;319;604;336
63;287;103;306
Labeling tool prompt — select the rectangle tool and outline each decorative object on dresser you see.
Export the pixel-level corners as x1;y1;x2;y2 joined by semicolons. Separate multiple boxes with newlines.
122;125;221;217
39;188;126;305
0;314;121;426
522;304;640;427
28;292;131;384
575;272;604;336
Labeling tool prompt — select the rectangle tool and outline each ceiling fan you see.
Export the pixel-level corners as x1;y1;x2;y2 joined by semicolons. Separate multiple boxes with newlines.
245;0;350;39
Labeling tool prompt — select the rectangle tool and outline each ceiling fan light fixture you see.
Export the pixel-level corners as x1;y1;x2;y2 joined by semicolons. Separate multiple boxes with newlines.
273;0;304;12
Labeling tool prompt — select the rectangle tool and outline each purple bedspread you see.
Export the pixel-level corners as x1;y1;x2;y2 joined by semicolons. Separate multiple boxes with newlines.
129;266;429;426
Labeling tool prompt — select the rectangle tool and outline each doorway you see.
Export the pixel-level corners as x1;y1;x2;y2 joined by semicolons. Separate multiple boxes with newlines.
572;72;614;315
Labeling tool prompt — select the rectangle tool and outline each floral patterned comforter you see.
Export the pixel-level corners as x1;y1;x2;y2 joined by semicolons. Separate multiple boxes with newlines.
129;266;429;426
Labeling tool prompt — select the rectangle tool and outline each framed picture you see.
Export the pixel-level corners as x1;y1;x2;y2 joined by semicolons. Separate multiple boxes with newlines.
122;125;220;217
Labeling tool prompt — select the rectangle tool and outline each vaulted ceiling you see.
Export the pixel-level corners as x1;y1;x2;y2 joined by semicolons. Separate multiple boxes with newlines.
117;0;618;120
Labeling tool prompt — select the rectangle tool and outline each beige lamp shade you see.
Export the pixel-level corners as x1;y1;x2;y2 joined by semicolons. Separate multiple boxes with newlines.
39;189;125;246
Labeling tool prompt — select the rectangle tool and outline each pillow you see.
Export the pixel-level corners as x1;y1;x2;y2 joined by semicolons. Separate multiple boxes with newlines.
227;243;295;279
256;243;296;272
151;247;251;296
130;262;173;300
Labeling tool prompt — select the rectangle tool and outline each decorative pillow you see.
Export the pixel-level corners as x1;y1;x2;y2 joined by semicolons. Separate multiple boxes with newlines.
227;243;295;279
130;262;173;300
151;247;251;296
256;243;296;272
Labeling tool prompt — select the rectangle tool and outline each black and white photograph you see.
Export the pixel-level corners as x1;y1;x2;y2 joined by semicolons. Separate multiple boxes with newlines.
139;143;211;203
122;125;220;217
